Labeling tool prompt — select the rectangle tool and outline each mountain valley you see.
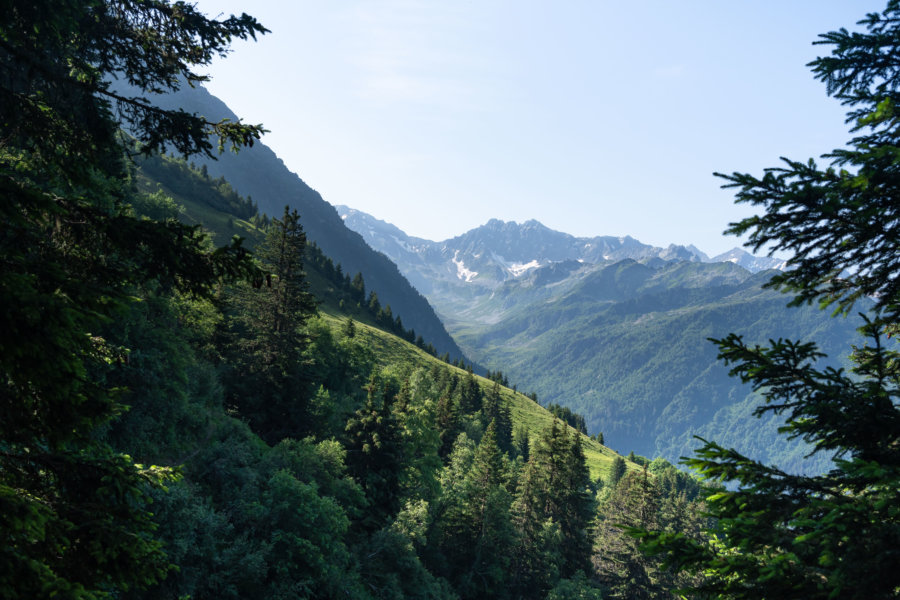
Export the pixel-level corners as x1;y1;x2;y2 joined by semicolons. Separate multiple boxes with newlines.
339;207;862;471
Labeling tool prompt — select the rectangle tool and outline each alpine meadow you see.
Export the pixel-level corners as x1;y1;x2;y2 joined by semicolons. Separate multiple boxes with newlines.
1;2;898;600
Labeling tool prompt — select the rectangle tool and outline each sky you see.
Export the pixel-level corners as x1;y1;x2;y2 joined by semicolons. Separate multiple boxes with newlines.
193;1;884;257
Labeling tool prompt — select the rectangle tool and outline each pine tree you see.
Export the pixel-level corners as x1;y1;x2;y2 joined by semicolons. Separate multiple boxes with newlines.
223;206;317;443
343;317;357;339
637;4;900;598
608;455;627;487
510;421;595;598
0;2;265;596
351;272;366;301
482;380;513;454
513;423;531;462
457;370;483;415
437;421;516;599
559;432;595;577
436;392;460;458
255;207;318;331
595;467;668;599
510;422;566;599
344;375;404;531
368;290;381;314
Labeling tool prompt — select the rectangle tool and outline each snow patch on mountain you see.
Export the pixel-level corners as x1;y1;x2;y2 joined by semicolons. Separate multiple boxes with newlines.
452;251;478;282
710;248;788;272
487;251;542;278
509;259;541;277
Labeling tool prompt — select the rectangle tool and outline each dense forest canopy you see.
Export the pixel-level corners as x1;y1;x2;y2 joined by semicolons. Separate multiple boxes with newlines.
1;1;266;595
0;2;698;598
4;1;898;599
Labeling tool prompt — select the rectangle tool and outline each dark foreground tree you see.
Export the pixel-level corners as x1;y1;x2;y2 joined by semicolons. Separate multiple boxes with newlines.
0;2;265;596
223;206;318;442
636;4;900;599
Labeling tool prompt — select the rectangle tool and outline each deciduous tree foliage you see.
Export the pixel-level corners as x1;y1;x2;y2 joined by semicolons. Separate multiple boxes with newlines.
0;1;265;596
636;3;900;599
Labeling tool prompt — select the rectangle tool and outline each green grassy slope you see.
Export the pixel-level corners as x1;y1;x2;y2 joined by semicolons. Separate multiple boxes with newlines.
135;153;636;481
452;259;864;473
318;309;629;480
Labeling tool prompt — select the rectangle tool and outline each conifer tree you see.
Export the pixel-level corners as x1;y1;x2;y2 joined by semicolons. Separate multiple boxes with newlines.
223;206;317;442
368;290;381;314
559;432;595;577
0;2;265;596
636;4;900;598
596;467;668;599
482;380;514;453
510;423;565;599
351;272;366;300
437;421;516;599
436;392;460;458
608;455;627;487
343;317;357;339
457;370;483;415
513;423;531;462
345;375;404;531
510;421;595;597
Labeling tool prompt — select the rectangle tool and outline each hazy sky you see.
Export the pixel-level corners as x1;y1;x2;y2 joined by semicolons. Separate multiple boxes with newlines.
193;1;883;256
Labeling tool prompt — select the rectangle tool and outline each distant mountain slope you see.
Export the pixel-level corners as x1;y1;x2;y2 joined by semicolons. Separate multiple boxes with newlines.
338;207;863;473
453;260;861;470
337;206;786;319
710;247;789;271
114;81;464;360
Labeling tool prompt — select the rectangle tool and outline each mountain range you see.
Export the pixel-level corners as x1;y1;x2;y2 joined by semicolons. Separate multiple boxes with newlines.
128;80;860;472
336;207;787;321
337;206;861;472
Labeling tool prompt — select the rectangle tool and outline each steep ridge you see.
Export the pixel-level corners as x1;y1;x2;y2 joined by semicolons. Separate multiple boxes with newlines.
134;150;625;477
114;80;464;360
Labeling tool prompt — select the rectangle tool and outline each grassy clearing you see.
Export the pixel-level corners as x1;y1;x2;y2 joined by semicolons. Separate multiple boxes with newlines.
319;309;634;481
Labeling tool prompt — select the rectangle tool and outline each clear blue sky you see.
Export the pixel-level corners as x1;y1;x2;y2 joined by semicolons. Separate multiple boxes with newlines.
194;1;884;256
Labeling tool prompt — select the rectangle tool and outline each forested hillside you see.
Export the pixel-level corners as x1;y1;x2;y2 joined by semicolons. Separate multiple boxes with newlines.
107;78;465;362
0;5;705;597
339;209;865;472
453;259;864;472
4;2;897;599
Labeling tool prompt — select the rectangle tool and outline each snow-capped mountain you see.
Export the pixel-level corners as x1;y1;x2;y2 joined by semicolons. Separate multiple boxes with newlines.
336;206;789;325
338;206;784;289
710;248;789;272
